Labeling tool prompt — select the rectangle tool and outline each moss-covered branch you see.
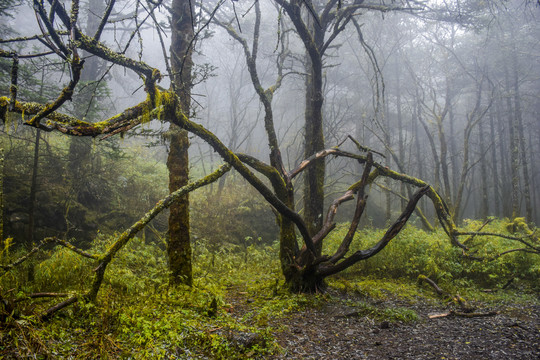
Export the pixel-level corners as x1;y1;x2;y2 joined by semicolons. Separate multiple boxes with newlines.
87;163;231;301
1;96;159;136
168;98;317;256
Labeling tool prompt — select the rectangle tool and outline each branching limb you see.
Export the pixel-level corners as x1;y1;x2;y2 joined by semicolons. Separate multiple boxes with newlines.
3;96;157;136
42;296;78;320
319;153;373;264
289;148;365;180
26;55;84;127
375;182;434;232
347;135;385;158
14;292;70;303
463;219;494;244
317;186;430;277
169;99;317;256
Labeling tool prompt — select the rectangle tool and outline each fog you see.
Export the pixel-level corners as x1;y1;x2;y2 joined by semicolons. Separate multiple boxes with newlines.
1;0;539;245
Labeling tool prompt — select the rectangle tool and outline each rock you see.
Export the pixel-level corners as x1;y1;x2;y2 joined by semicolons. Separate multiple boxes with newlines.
227;331;263;350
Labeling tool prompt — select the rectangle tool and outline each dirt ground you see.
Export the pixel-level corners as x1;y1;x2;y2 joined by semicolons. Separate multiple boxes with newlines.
228;290;540;359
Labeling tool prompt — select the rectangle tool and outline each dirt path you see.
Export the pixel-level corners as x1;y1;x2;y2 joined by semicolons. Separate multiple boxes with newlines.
227;289;539;359
270;303;539;359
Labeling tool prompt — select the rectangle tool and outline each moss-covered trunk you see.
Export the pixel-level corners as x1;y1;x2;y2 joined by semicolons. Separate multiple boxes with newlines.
168;0;193;286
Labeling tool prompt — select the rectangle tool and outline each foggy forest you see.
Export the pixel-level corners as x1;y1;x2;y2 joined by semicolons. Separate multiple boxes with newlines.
0;0;539;358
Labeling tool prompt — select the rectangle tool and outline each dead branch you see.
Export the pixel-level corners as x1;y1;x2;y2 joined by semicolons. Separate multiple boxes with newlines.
14;292;70;303
41;296;79;321
456;231;539;252
374;182;434;232
347;135;385;158
289;148;365;180
429;310;497;319
419;275;472;311
418;275;446;296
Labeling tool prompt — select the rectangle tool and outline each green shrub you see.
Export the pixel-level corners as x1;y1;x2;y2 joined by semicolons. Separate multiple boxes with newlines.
323;219;539;290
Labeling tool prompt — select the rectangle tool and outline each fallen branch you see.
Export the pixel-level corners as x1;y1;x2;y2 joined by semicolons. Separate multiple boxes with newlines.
429;310;498;319
418;275;470;310
0;237;99;274
14;292;70;303
418;275;446;296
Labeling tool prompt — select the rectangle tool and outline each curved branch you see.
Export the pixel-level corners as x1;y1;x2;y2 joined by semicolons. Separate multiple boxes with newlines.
317;186;430;277
169;100;316;255
319;153;373;263
88;163;232;301
289;148;365;180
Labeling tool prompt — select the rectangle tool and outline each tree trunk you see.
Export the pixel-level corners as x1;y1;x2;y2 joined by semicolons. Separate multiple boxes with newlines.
503;63;520;218
303;20;325;241
27;129;40;245
67;0;105;240
395;60;406;210
511;46;532;221
488;108;500;217
495;99;511;217
168;0;193;286
478;122;488;219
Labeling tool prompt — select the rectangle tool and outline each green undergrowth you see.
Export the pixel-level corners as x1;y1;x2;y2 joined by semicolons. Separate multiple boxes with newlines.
324;218;540;292
1;218;538;358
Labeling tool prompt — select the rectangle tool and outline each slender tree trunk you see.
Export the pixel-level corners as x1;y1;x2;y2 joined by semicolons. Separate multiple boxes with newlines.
478;122;488;219
528;128;537;223
503;63;520;218
383;97;392;223
27;129;40;245
438;81;452;206
413;94;427;220
488;109;500;216
511;47;532;221
67;0;105;239
168;0;193;286
495;98;511;217
395;60;406;210
448;106;459;201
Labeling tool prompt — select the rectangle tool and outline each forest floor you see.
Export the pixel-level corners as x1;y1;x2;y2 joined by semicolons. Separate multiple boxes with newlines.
225;286;540;360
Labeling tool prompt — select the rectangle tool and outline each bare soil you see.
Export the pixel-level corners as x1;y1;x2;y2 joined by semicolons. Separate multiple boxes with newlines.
228;289;540;359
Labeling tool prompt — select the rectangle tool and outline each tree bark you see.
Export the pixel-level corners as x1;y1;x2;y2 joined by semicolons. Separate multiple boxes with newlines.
168;0;193;286
303;13;325;240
